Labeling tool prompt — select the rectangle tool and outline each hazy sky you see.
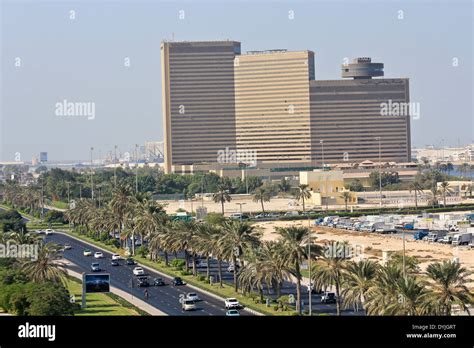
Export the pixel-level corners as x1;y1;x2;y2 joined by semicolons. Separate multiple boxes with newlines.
1;0;473;162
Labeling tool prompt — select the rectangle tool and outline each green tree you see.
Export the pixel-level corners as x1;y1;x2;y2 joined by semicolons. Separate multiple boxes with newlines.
213;185;231;215
295;184;312;212
252;187;271;215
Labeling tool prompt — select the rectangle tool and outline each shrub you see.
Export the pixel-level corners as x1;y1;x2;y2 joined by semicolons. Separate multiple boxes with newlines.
197;275;205;282
180;270;192;276
136;246;149;258
171;259;185;269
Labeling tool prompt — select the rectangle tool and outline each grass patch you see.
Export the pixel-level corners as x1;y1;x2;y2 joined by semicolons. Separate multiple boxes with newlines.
65;276;143;316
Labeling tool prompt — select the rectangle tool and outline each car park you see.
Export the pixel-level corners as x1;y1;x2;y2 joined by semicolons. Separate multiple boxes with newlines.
94;252;104;259
91;263;101;272
224;298;241;309
133;267;145;276
172;277;185;286
83;249;92;256
153;277;166;286
226;309;240;316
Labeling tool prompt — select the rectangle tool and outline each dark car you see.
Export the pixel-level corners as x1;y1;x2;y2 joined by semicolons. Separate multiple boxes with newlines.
136;276;150;287
154;277;166;286
126;258;136;265
110;259;120;266
172;277;185;286
321;292;337;304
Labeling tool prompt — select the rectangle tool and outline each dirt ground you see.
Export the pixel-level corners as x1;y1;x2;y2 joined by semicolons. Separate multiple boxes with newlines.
255;220;474;287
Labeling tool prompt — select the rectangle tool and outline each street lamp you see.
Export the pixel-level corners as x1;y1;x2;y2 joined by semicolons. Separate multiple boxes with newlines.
114;145;118;187
307;216;313;316
375;137;382;207
320;140;325;169
236;203;246;222
135;144;139;193
90;147;94;200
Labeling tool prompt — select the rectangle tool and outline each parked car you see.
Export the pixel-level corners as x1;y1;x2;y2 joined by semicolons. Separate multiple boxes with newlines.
90;263;101;272
94;252;104;259
452;233;472;246
226;309;240;316
413;230;429;241
172;277;185;286
181;299;196;311
153;277;166;286
284;211;299;217
126;258;136;265
111;254;121;260
83;249;92;256
136;276;150;287
133;267;145;276
321;292;337;304
227;264;240;273
110;259;120;266
426;230;448;242
267;213;280;219
225;298;241;309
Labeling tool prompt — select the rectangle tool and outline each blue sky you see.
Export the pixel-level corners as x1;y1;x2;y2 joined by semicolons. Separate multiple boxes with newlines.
1;0;472;161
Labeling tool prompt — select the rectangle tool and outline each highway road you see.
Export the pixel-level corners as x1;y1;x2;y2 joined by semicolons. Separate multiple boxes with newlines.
44;232;246;316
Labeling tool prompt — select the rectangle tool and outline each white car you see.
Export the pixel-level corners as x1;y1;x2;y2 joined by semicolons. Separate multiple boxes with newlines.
181;299;196;311
224;298;241;309
83;249;92;256
226;309;240;316
44;229;54;235
94;252;104;259
111;254;121;260
186;293;200;302
133;267;145;276
35;230;45;235
227;264;240;273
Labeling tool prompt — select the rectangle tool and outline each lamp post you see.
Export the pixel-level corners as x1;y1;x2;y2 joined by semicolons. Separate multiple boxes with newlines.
307;216;312;316
375;137;382;206
236;203;246;222
135;144;139;193
114;145;118;187
320;140;325;169
90;147;94;200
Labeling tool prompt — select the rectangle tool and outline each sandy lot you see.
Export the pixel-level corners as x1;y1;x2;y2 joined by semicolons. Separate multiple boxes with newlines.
255;220;474;287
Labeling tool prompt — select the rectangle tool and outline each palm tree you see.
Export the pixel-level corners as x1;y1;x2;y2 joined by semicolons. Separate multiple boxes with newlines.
340;191;351;211
213;185;231;215
252;187;271;215
311;241;349;316
276;226;317;314
295;184;312;212
21;241;67;284
108;184;136;248
429;181;439;208
259;241;291;298
238;250;267;301
408;180;424;209
193;223;222;281
439;181;452;207
341;260;379;313
219;220;262;292
425;261;473;315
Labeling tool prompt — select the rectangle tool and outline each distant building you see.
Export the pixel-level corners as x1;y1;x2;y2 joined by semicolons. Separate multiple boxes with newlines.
39;152;48;163
162;41;411;173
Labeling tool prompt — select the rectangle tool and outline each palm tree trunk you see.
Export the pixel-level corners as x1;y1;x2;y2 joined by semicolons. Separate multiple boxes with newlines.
414;190;418;209
131;233;135;256
206;255;210;279
218;258;223;287
184;250;189;272
261;199;265;215
192;254;197;276
302;197;305;212
335;281;341;316
221;201;224;215
296;276;302;314
259;287;264;302
164;251;169;266
443;192;446;207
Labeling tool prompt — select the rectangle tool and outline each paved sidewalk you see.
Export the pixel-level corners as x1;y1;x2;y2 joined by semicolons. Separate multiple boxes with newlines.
64;260;166;316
